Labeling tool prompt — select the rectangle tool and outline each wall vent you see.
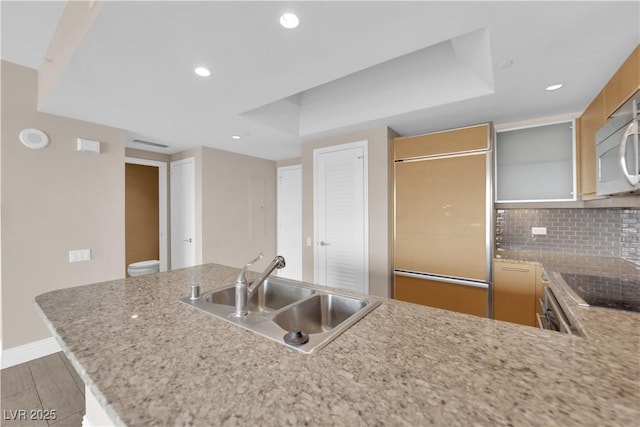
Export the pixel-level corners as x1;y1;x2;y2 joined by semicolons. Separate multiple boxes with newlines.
131;139;169;149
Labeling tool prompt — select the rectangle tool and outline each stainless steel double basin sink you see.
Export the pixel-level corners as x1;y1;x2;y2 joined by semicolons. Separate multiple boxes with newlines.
180;277;380;353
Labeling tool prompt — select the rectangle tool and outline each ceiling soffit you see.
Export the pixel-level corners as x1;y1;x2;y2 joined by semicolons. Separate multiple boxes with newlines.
241;28;494;136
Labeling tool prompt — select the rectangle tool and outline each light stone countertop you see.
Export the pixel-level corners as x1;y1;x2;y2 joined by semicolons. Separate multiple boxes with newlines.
35;260;640;426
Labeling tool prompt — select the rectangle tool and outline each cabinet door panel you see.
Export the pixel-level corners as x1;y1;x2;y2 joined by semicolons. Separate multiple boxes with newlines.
496;122;574;201
394;154;487;281
394;124;490;160
493;262;536;327
579;92;605;198
604;45;639;118
394;275;487;317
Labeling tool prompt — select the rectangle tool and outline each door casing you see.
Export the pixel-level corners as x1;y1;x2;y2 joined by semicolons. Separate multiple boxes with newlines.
125;157;168;272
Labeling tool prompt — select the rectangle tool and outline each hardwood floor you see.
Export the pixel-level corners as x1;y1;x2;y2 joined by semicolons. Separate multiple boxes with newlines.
1;353;85;427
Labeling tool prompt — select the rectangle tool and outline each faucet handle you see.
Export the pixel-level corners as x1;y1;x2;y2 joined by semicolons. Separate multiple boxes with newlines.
237;253;263;285
274;255;286;269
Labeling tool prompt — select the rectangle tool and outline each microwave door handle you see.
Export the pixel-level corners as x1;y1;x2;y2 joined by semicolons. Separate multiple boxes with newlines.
619;121;639;186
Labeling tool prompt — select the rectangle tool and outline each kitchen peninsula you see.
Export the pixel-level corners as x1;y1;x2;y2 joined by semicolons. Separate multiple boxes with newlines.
35;262;639;426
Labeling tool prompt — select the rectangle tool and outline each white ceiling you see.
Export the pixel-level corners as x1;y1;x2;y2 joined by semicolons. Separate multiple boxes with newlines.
2;1;639;161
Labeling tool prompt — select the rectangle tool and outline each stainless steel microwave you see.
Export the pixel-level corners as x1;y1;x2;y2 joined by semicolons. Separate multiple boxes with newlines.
596;92;640;196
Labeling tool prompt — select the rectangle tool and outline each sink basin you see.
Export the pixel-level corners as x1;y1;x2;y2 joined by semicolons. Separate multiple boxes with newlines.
180;277;380;353
273;294;367;334
203;278;315;313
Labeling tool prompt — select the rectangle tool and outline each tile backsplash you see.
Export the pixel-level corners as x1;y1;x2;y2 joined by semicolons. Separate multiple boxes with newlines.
496;208;640;265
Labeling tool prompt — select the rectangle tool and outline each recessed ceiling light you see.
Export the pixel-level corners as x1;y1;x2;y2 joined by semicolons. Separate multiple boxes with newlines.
280;12;300;29
194;66;211;77
545;83;563;91
231;135;241;140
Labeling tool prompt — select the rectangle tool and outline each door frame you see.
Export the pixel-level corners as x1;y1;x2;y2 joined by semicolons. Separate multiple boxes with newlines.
313;140;369;294
277;164;303;280
125;157;168;272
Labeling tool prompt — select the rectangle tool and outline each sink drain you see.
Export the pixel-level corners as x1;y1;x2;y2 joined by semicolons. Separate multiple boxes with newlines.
283;329;309;346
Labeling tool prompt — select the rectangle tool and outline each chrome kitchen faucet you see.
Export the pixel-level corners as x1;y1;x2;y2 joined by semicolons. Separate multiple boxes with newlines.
234;253;286;317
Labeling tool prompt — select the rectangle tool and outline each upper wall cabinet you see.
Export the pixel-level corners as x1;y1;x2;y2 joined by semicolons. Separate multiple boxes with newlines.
579;45;639;200
604;45;640;118
496;121;576;202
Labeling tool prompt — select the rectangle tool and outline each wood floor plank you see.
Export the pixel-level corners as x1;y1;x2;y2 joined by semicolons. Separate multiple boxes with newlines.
1;364;35;397
27;355;84;422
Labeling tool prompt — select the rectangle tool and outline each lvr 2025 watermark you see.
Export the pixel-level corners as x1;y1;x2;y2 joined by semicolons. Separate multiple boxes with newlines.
3;409;57;421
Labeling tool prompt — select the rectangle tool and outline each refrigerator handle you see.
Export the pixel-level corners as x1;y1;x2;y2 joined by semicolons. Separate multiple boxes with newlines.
394;270;489;289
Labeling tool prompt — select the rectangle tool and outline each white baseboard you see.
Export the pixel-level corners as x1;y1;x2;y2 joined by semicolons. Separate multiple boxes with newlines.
1;337;62;369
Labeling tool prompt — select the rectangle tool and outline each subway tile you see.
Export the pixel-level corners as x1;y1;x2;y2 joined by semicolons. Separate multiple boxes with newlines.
496;208;639;263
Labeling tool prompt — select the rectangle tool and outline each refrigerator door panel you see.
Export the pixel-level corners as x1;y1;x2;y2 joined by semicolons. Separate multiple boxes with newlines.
394;273;488;317
394;153;488;282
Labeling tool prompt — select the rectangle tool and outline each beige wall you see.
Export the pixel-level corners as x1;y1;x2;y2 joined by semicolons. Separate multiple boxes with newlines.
0;66;3;349
301;126;395;298
200;147;277;272
1;61;126;350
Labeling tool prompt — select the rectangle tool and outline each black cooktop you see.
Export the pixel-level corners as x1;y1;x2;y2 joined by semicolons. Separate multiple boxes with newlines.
560;273;640;313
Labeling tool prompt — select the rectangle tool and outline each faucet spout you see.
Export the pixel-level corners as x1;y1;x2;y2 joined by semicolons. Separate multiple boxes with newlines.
247;255;286;295
236;253;263;286
234;254;286;318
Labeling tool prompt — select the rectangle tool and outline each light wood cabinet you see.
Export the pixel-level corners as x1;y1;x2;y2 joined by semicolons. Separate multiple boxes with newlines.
578;91;606;199
395;274;488;317
394;154;487;281
535;265;547;319
603;45;639;118
493;260;537;327
578;44;639;200
393;123;490;160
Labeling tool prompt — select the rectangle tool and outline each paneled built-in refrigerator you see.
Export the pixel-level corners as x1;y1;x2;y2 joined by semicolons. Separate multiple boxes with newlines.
392;123;493;317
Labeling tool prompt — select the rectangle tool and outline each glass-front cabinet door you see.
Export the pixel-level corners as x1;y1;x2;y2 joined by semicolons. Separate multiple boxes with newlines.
496;121;576;202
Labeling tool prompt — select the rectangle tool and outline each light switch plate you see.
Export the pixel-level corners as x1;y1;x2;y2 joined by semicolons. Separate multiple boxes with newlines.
531;227;547;236
69;249;91;263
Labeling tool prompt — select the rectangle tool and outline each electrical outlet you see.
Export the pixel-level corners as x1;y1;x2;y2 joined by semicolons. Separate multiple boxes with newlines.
531;227;547;236
69;249;91;263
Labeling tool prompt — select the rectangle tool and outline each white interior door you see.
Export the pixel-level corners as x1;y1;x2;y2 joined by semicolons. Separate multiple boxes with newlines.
314;141;368;294
277;165;302;280
170;158;196;269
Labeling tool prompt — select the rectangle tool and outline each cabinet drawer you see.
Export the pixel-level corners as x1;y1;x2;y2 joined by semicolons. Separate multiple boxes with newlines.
393;123;490;160
493;261;536;327
394;274;488;317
